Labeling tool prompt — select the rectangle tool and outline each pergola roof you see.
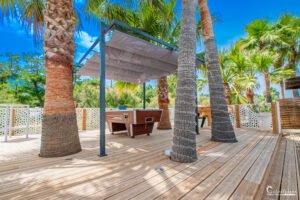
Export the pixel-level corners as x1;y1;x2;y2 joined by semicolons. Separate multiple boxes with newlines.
77;30;203;83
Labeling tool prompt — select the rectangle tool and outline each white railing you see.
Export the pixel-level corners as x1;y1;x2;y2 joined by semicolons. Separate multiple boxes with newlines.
0;106;101;142
170;103;273;129
0;104;276;142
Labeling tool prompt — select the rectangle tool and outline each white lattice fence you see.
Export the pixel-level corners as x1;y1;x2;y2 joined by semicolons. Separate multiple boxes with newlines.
28;108;43;134
238;104;272;129
13;108;30;135
86;108;100;130
0;107;101;141
76;108;83;130
0;108;8;135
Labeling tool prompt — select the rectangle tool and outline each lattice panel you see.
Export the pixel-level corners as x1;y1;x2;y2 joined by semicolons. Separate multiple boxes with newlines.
239;104;272;129
13;108;29;135
228;106;236;128
0;108;8;135
76;108;83;130
86;108;100;130
29;108;43;134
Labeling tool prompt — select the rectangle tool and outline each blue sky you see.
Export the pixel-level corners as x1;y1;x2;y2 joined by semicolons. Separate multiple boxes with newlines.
0;0;299;96
1;0;299;57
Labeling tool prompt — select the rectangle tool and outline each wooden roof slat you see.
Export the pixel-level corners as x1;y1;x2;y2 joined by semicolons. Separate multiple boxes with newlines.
285;76;300;89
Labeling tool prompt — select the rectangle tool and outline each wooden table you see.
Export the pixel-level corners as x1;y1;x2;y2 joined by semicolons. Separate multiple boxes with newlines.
198;106;234;127
106;109;162;138
198;106;212;126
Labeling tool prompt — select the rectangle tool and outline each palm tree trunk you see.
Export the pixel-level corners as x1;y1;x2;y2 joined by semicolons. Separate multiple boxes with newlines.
157;76;172;130
40;0;81;157
246;88;254;104
264;70;272;103
171;0;197;163
223;82;231;105
199;0;237;143
290;48;299;97
280;79;285;99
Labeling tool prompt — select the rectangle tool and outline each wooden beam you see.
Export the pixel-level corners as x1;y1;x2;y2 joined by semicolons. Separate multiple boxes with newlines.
285;76;300;89
271;103;278;134
82;109;87;131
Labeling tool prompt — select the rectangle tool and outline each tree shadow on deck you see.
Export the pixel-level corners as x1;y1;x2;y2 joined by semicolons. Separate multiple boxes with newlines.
0;128;216;199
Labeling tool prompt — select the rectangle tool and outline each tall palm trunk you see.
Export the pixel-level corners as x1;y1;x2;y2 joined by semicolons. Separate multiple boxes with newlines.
157;76;172;129
171;0;197;163
223;82;231;105
246;88;254;104
199;0;237;143
40;0;81;157
291;48;299;97
280;79;285;99
264;70;272;103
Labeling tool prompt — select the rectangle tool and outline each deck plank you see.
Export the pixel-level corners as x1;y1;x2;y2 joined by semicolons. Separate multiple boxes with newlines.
229;134;279;200
261;138;286;200
280;137;298;200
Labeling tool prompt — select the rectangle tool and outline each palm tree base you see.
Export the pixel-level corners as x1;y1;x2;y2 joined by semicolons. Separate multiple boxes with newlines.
171;153;197;163
40;112;82;157
211;136;238;143
171;142;198;163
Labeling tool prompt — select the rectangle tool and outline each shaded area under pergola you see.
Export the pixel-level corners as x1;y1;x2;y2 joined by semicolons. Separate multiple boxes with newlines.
77;20;204;157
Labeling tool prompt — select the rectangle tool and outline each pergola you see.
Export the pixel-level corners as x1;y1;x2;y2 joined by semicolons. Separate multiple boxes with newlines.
77;20;204;157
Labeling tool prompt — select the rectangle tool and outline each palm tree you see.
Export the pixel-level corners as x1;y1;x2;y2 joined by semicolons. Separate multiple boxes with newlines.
171;0;198;163
229;43;258;104
275;14;300;97
243;20;283;102
1;0;82;157
40;0;81;157
251;51;276;103
198;0;237;143
157;76;172;129
218;51;235;105
270;67;294;99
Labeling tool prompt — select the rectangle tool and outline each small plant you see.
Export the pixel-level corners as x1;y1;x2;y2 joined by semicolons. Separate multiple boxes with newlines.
251;103;271;113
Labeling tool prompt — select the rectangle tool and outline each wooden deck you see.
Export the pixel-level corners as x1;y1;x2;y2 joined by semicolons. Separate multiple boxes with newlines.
262;132;300;200
0;127;294;200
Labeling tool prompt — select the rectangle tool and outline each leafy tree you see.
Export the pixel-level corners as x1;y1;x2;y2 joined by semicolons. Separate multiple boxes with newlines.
74;79;100;108
16;53;45;107
0;52;45;106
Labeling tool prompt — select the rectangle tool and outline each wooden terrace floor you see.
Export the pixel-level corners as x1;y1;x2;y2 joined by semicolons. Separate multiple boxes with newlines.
0;127;296;200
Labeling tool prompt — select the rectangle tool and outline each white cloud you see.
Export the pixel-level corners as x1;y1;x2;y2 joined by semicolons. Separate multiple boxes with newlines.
76;31;97;49
218;34;246;51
